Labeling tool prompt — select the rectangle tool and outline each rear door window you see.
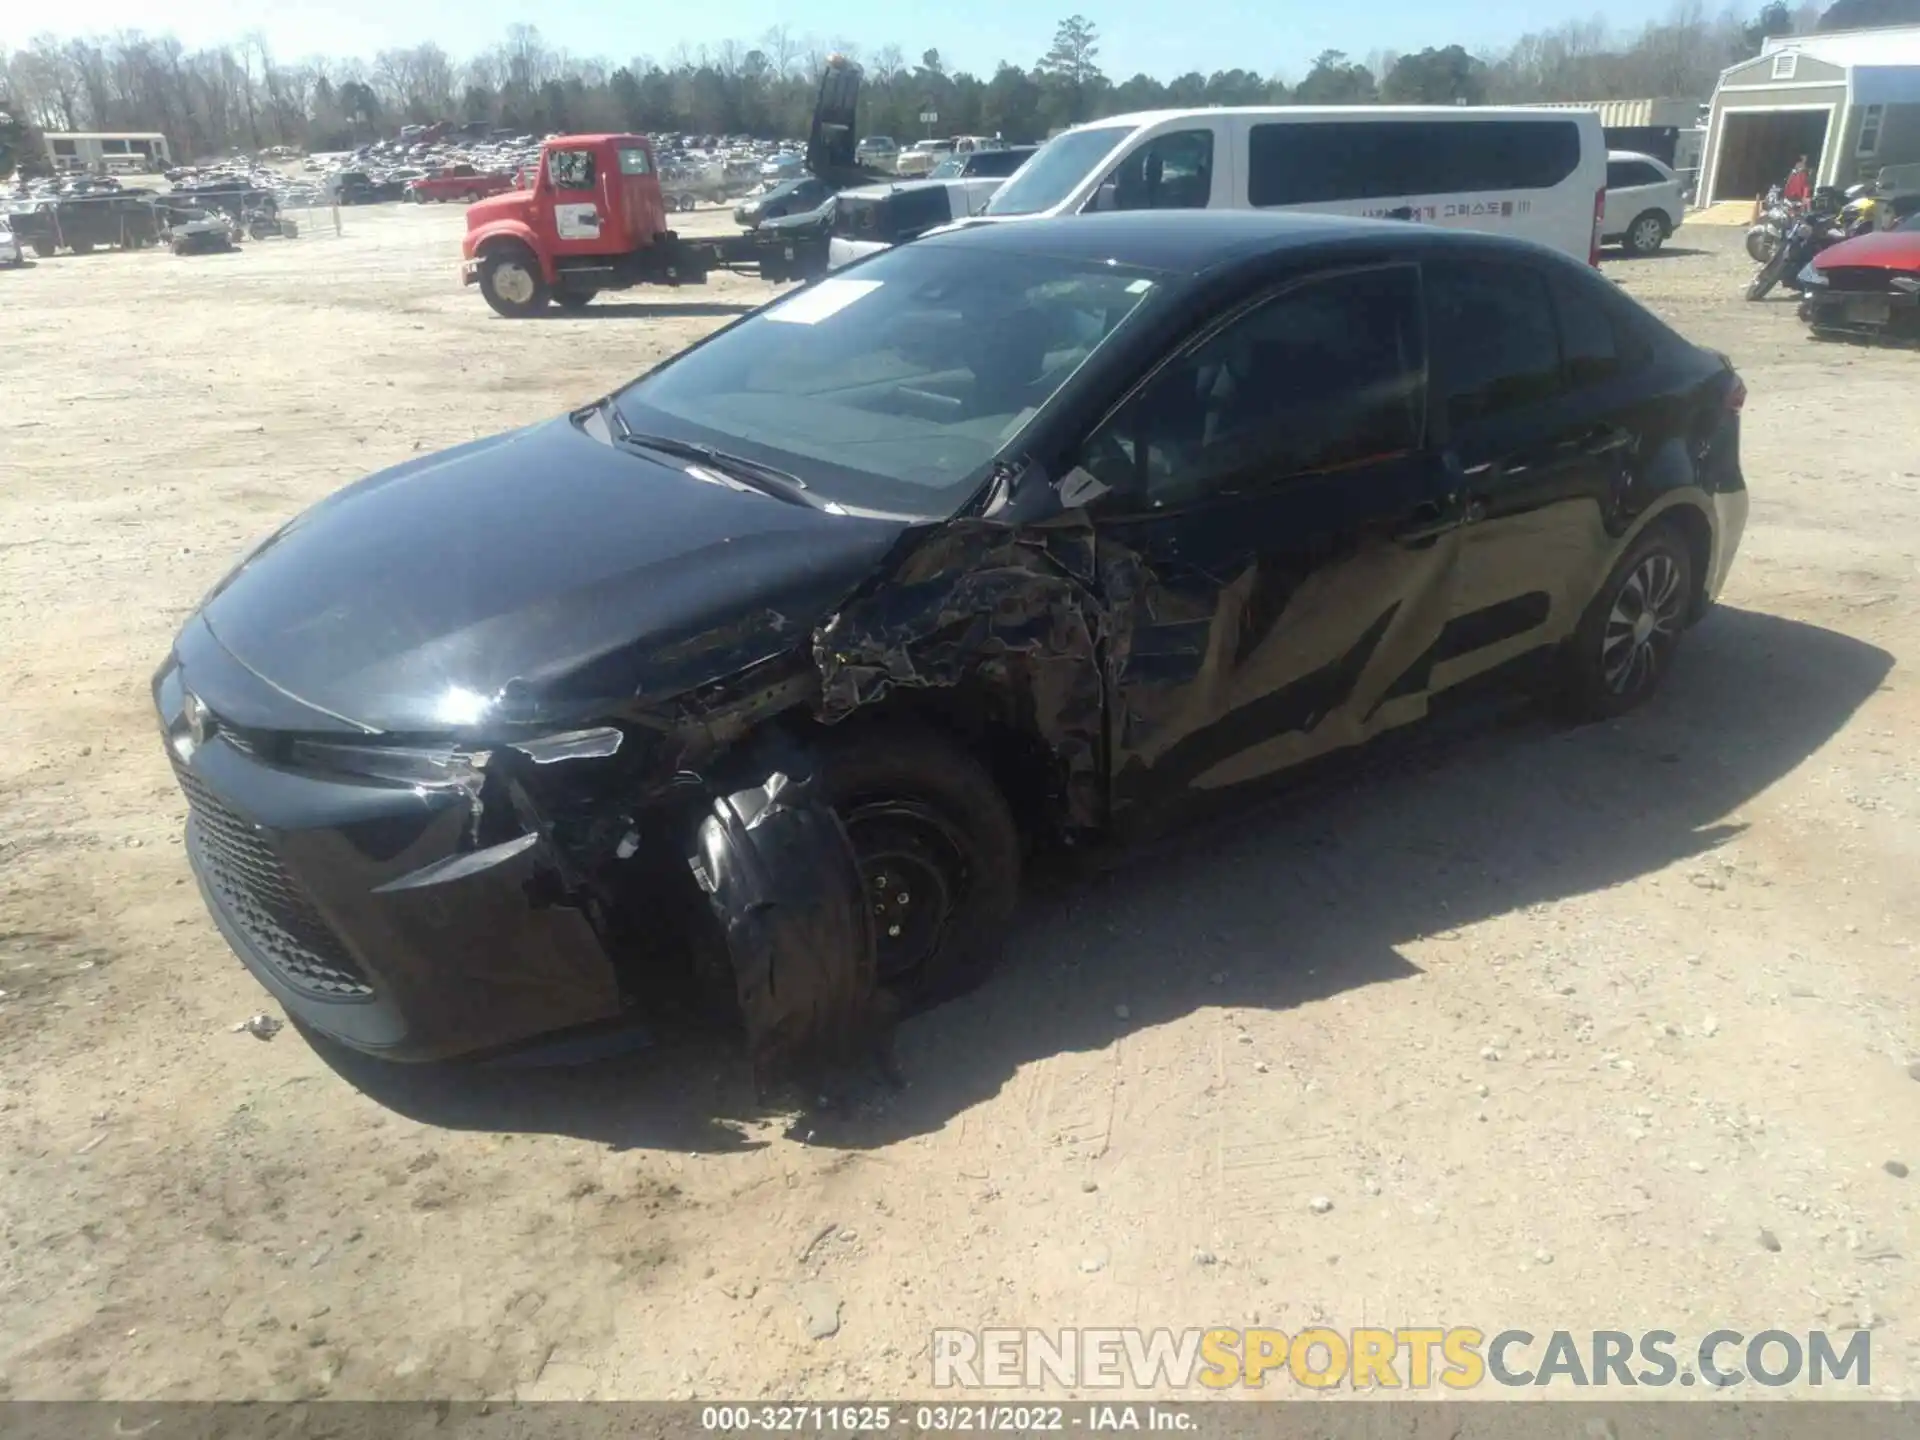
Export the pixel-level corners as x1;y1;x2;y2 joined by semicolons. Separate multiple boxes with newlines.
1608;160;1666;189
1106;129;1215;211
616;146;654;176
1551;272;1621;389
1424;259;1564;430
1249;120;1582;206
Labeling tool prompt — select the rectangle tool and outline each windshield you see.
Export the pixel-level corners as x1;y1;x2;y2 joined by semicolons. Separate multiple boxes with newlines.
928;157;965;180
614;243;1164;517
984;125;1130;216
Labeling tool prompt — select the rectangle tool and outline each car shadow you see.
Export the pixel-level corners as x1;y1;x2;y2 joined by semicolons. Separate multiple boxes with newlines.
535;301;761;320
306;607;1892;1153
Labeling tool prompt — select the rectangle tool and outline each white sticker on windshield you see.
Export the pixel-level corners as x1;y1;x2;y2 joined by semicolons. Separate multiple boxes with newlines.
765;278;883;325
1126;278;1153;293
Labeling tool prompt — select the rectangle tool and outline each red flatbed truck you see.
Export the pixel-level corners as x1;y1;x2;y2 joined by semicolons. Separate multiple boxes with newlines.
460;58;880;316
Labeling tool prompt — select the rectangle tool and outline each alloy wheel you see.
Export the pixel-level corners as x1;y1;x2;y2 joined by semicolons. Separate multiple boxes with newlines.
1632;216;1664;252
1601;551;1684;696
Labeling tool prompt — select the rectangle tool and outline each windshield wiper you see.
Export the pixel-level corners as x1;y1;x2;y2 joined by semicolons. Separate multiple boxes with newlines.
614;429;815;507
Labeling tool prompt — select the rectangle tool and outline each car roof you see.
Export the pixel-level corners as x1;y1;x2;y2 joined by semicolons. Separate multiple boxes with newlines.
915;209;1561;275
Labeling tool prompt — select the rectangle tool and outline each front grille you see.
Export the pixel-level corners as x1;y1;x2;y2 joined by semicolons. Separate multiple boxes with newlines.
1821;267;1894;294
176;764;374;1000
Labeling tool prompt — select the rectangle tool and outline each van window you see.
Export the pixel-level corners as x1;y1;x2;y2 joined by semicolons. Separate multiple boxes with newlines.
1425;260;1563;429
985;125;1131;216
1103;130;1215;211
1080;265;1425;507
1248;120;1583;206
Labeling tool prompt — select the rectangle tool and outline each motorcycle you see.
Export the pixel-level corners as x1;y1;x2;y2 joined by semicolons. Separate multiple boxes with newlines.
1746;188;1878;301
1746;185;1800;263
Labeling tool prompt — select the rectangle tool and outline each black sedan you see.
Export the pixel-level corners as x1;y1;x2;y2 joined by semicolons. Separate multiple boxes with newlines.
734;175;832;229
154;211;1749;1072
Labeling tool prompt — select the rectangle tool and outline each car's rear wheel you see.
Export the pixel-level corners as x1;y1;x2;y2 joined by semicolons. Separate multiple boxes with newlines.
1623;210;1669;256
814;726;1020;1009
462;190;480;203
477;247;550;317
1560;522;1695;720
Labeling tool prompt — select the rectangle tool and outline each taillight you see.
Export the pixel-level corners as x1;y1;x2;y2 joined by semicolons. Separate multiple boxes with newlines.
1725;375;1747;412
1590;186;1605;267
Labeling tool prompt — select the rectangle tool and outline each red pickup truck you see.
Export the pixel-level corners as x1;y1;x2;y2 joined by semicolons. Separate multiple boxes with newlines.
405;163;514;204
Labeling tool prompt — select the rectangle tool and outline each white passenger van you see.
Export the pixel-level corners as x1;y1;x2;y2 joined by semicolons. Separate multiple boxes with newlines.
968;106;1609;264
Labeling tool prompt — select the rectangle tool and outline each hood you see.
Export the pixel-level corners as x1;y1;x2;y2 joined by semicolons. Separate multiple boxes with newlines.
194;417;908;734
1814;227;1920;272
465;188;534;234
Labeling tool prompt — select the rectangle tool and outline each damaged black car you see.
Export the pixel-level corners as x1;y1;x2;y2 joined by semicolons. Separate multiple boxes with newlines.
155;211;1749;1072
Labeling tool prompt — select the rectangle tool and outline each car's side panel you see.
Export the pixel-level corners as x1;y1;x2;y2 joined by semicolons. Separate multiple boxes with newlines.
1097;457;1466;822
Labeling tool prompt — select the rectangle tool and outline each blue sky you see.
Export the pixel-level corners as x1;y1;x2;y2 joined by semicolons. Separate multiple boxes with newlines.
37;0;1688;80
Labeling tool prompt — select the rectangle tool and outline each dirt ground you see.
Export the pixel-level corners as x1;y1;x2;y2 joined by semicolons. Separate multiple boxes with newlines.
2;204;1918;1403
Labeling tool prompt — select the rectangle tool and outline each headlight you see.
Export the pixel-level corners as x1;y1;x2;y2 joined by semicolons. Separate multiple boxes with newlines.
289;738;485;788
1798;263;1827;287
288;726;621;786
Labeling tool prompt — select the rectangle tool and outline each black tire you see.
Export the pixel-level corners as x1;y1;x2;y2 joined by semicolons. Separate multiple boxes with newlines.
554;289;596;310
1559;521;1696;722
477;246;550;317
813;725;1020;1009
30;239;55;258
70;240;93;256
1621;210;1669;256
462;190;480;203
1747;255;1785;301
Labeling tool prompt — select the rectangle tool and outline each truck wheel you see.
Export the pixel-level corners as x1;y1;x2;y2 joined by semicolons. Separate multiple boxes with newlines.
71;240;94;256
30;240;56;258
813;724;1021;1009
477;248;550;317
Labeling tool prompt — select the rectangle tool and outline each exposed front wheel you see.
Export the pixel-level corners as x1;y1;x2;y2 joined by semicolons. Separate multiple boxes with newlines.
477;248;550;317
814;727;1021;1009
1560;523;1696;720
1622;210;1669;256
1746;258;1784;301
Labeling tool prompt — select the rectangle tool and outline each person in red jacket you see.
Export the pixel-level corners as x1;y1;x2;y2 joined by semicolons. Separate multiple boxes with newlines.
1783;156;1812;204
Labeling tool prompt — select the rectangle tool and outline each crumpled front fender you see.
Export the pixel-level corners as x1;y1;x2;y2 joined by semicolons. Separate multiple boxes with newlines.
689;768;882;1082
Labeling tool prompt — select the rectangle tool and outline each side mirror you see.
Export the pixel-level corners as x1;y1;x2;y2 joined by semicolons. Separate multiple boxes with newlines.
1087;179;1119;214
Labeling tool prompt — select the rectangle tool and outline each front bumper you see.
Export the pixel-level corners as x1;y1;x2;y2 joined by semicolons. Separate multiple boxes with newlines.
1799;287;1920;338
155;634;626;1061
827;236;888;271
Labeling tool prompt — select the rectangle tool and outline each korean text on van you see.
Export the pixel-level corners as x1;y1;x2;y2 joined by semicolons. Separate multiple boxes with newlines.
973;106;1609;265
